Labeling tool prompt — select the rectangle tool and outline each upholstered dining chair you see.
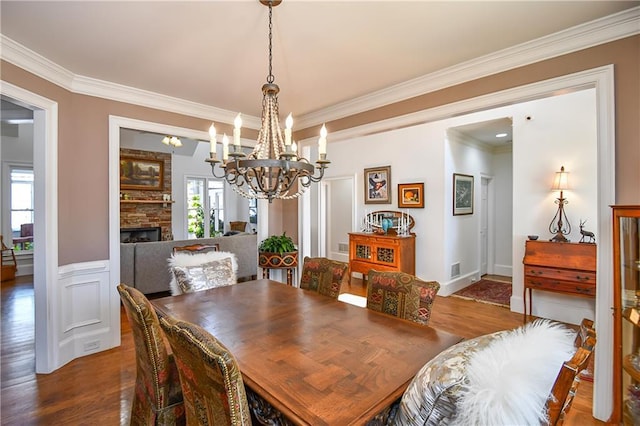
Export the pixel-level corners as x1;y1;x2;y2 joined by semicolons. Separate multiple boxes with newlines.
158;314;252;426
116;283;185;426
299;256;350;299
366;269;440;326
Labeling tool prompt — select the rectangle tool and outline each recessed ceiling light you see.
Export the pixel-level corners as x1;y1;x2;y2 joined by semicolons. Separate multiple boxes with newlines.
495;133;508;138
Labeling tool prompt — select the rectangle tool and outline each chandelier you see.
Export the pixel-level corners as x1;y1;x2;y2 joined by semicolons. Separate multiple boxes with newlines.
206;0;329;203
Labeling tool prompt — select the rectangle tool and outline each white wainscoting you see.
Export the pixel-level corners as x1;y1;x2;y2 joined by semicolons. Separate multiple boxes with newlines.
57;260;119;368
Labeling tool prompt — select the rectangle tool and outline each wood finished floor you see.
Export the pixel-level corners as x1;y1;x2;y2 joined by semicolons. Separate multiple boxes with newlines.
1;275;603;425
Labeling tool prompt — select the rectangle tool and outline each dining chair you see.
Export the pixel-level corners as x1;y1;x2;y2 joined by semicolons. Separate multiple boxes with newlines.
116;283;185;426
545;319;597;425
366;269;440;326
299;256;350;299
172;243;219;255
158;314;252;426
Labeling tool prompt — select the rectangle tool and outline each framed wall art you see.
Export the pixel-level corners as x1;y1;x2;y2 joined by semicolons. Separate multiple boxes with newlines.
398;182;425;208
120;157;164;190
453;173;474;215
364;166;391;204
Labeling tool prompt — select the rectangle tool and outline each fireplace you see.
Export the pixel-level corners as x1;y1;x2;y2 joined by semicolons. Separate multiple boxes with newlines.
120;227;162;243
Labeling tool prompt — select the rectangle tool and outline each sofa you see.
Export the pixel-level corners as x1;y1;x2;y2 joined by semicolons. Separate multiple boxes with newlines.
120;233;258;294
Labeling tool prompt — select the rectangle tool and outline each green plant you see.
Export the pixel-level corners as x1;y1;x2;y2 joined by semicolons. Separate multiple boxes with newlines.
259;232;296;254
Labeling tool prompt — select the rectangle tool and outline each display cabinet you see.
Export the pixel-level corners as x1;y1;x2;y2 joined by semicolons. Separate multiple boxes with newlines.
612;205;640;425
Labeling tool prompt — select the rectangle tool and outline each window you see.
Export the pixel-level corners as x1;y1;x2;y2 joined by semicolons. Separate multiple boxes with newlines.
10;168;34;250
186;177;224;239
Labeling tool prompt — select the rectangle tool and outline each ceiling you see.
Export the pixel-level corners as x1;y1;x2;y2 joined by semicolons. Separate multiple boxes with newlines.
1;1;636;125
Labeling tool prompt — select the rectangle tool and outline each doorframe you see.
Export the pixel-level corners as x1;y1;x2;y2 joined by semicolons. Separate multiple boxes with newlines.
1;81;59;373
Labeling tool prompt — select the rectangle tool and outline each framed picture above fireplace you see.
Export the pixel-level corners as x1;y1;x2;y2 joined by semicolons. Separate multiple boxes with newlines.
120;157;164;190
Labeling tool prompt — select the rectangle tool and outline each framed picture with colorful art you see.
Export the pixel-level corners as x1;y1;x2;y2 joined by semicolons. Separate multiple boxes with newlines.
364;166;391;204
453;173;474;215
398;182;424;208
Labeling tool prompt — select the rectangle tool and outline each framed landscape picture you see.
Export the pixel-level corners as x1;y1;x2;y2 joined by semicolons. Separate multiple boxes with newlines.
364;166;391;204
120;157;164;190
453;173;473;215
398;182;425;208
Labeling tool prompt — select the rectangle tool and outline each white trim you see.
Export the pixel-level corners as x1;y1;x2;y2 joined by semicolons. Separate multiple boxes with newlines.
2;7;637;129
0;81;59;373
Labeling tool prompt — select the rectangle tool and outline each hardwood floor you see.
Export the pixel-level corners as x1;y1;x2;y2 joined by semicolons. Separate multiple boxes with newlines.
1;276;603;425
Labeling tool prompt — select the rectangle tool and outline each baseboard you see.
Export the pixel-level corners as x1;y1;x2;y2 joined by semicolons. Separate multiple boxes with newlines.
492;264;512;277
439;271;481;297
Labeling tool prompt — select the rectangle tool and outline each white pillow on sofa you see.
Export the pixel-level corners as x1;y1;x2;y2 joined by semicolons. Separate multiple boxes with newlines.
167;251;238;295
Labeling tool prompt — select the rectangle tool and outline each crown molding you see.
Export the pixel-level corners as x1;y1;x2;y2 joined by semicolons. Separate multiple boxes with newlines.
2;7;638;130
297;6;639;128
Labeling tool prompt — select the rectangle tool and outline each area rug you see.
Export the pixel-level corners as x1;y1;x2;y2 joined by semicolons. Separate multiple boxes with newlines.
452;279;512;308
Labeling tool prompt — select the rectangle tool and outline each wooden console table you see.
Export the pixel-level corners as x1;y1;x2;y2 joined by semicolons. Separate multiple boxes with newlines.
522;240;596;323
349;232;415;279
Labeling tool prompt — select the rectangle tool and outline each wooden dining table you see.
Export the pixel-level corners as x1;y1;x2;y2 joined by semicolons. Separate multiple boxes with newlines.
151;279;463;425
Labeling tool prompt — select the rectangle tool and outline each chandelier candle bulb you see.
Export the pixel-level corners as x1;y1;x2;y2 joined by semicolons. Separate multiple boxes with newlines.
318;124;327;155
233;113;242;146
222;134;229;160
291;141;298;159
284;113;293;146
209;124;217;154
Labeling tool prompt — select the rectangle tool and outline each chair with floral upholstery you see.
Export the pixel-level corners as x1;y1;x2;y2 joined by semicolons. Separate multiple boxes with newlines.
366;269;440;326
116;283;185;425
158;313;252;426
299;256;350;299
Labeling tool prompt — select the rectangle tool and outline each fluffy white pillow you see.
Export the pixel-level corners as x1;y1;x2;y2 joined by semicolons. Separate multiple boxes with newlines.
450;319;576;426
168;251;238;295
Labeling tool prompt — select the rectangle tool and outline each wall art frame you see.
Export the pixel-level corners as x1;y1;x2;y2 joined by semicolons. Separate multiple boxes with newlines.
453;173;474;215
364;166;391;204
398;182;425;208
120;157;164;190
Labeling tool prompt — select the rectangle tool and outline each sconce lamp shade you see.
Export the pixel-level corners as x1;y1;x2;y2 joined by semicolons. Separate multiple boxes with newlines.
551;166;569;191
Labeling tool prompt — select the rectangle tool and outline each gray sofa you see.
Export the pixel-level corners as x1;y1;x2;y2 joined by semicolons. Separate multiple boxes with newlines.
120;233;258;294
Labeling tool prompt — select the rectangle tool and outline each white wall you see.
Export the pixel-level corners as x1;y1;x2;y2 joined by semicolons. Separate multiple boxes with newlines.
512;88;597;324
493;150;513;275
322;88;597;324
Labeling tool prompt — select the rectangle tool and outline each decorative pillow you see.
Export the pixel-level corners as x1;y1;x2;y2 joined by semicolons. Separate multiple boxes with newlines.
394;331;507;426
172;258;236;294
168;251;238;295
450;319;576;426
394;319;576;426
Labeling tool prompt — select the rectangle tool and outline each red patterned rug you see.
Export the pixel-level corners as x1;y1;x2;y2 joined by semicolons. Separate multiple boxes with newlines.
452;279;511;308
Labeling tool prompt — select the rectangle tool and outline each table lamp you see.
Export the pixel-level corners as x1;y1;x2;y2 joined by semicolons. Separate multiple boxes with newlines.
548;166;571;242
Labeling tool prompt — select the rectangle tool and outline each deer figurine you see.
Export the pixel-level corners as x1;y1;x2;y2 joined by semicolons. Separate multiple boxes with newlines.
579;219;596;243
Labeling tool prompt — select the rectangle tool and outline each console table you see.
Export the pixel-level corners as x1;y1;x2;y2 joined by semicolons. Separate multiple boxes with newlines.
522;240;596;323
349;232;415;279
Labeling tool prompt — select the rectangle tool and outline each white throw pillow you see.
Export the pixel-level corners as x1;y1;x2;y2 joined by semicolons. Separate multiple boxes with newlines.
168;251;238;295
450;319;576;426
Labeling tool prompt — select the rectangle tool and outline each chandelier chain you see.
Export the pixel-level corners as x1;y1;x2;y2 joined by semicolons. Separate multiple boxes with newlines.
267;1;274;84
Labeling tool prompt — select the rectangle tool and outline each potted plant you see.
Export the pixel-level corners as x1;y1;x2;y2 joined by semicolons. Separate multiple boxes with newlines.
258;232;298;269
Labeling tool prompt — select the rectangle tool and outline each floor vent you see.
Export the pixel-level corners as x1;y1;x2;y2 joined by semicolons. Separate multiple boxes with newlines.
338;243;349;253
451;262;460;278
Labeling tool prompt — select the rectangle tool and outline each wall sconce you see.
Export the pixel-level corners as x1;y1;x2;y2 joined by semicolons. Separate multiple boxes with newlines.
548;166;571;242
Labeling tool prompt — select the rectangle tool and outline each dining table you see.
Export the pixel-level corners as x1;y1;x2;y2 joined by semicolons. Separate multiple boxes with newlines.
151;279;463;425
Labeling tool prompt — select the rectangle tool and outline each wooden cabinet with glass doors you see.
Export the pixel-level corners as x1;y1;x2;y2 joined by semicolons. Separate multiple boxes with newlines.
612;205;640;424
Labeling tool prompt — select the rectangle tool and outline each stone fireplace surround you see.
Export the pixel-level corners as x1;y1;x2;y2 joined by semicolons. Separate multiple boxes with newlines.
120;148;172;241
